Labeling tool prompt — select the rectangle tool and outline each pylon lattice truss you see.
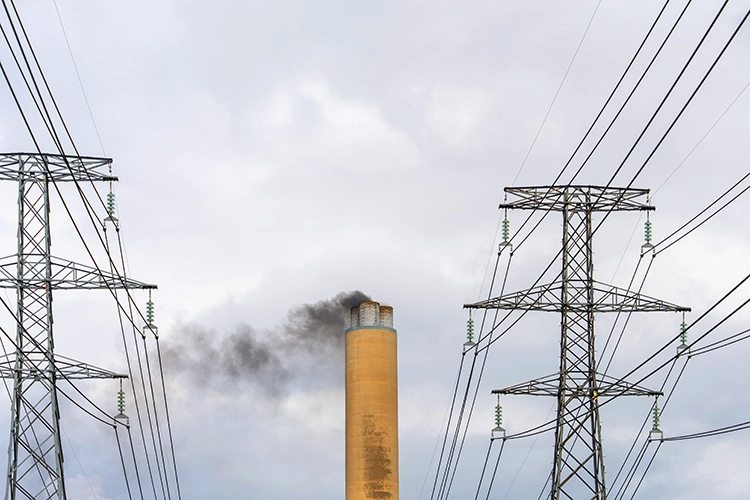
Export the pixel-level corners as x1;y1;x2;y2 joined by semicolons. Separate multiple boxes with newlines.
0;153;155;500
466;185;689;500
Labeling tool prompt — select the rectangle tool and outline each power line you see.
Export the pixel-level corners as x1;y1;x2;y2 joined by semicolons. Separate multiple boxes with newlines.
610;358;688;499
510;0;604;186
51;0;106;155
498;0;687;256
464;4;750;492
429;356;467;499
107;228;161;499
473;438;496;500
627;441;662;499
654;170;750;255
0;3;181;497
654;77;750;195
434;255;514;499
690;326;750;356
114;426;135;500
661;419;750;441
437;1;750;496
483;438;506;500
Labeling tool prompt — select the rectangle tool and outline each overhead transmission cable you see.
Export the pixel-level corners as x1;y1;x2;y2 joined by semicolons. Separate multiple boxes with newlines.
478;0;667;299
510;0;604;186
627;440;662;499
113;230;171;500
592;0;749;215
0;3;160;466
653;170;750;255
464;2;750;495
429;355;469;499
62;424;102;500
472;0;690;359
0;0;152;339
106;228;162;500
437;0;748;495
114;426;135;500
603;116;750;496
517;0;750;371
507;0;735;265
690;325;750;356
466;0;701;362
472;437;496;500
601;267;750;412
51;0;106;155
482;438;506;500
0;2;181;497
600;254;657;377
470;3;749;478
493;0;680;257
154;339;182;500
2;0;154;330
436;256;514;500
654;77;750;195
610;357;688;499
661;419;750;441
430;241;514;499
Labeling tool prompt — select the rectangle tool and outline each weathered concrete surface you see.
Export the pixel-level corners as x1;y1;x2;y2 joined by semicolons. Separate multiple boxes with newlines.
346;323;398;500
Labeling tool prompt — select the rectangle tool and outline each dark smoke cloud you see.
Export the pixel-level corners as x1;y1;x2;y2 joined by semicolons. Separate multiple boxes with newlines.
162;291;370;396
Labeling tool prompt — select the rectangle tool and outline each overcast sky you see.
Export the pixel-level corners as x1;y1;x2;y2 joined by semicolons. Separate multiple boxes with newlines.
1;0;750;499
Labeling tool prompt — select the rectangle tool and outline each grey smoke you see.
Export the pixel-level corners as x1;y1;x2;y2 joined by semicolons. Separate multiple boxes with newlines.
162;290;371;395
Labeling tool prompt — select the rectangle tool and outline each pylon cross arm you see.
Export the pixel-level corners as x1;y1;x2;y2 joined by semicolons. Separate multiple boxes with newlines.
593;282;689;312
0;255;155;290
0;153;115;182
498;185;654;212
0;354;127;380
465;280;688;313
492;372;661;397
464;282;562;311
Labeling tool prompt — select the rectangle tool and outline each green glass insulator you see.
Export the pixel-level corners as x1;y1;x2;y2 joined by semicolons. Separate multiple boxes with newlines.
502;219;510;242
107;192;116;216
466;317;474;342
680;321;687;344
146;300;154;324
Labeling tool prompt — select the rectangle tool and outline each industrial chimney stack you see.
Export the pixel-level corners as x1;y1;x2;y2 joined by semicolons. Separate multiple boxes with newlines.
346;301;399;500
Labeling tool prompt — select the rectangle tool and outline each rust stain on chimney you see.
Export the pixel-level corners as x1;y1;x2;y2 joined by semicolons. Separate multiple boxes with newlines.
361;414;392;498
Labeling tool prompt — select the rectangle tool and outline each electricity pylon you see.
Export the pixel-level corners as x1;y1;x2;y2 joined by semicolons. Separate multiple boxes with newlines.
0;153;154;500
466;185;689;500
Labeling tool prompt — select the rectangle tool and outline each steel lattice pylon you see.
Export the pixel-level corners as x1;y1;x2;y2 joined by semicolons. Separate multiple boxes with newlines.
0;154;155;500
467;185;689;500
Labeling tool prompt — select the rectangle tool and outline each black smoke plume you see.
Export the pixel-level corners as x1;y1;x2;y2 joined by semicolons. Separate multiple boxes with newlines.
161;291;370;396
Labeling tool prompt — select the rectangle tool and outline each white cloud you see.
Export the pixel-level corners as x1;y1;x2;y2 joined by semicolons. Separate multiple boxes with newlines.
66;474;112;500
259;78;422;172
422;84;496;150
0;1;749;499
